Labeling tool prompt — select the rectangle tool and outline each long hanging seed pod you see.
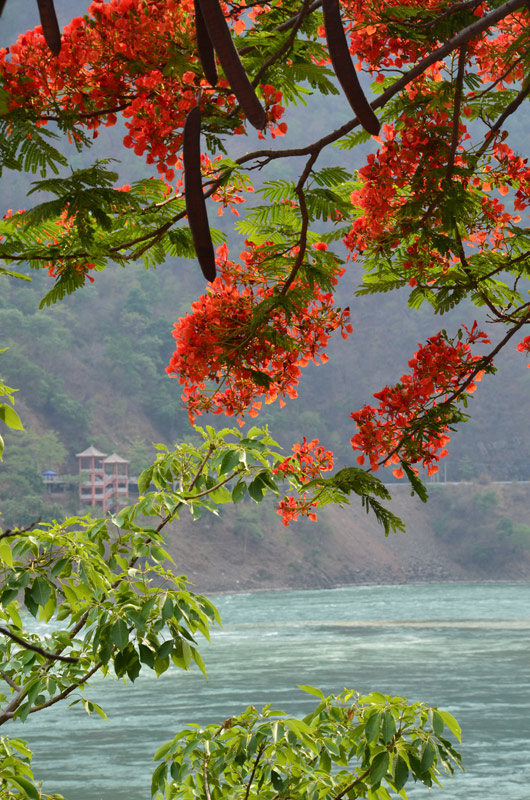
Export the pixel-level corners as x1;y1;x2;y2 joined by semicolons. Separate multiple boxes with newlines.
194;0;218;87
0;1;7;19
183;104;217;283
197;0;267;131
322;0;380;136
36;0;61;56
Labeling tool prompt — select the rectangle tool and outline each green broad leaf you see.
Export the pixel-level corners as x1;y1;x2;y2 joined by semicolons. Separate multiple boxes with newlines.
365;711;382;743
154;655;170;676
91;701;108;719
209;485;232;504
7;601;22;629
370;751;389;784
256;471;279;493
0;403;24;431
110;618;129;651
247;477;265;503
161;595;174;621
0;540;13;566
9;776;40;800
2;588;19;606
191;646;207;677
381;710;396;744
284;718;314;737
271;770;287;792
438;710;462;742
432;710;444;737
153;739;173;762
320;748;332;774
171;638;191;670
232;481;247;504
219;449;242;475
420;741;435;773
139;642;156;668
157;639;174;660
298;685;325;700
50;557;71;578
30;577;51;607
61;583;79;607
393;755;409;791
114;644;141;681
151;762;167;796
138;466;154;494
39;591;57;623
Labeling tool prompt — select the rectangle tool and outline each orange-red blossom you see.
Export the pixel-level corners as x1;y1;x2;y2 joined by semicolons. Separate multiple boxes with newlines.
351;324;490;477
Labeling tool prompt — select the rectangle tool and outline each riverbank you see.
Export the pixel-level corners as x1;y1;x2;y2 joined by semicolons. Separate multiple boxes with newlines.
163;481;530;594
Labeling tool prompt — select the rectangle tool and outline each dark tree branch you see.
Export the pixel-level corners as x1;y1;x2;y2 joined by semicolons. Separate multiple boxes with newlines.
0;626;79;663
0;669;19;690
446;46;467;181
0;520;40;540
487;80;530;138
281;151;320;295
203;760;213;800
414;0;484;28
334;767;372;800
244;743;266;800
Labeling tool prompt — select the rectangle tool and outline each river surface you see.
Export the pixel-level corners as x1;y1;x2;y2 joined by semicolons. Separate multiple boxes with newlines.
11;582;530;799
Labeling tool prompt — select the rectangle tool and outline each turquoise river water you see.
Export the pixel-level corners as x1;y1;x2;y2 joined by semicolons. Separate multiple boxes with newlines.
11;582;530;799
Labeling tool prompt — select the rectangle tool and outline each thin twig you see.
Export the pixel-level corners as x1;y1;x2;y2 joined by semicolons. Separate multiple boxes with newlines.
0;669;19;690
0;520;40;540
414;0;484;28
244;743;266;800
486;80;530;139
155;443;216;534
446;46;467;181
0;626;79;663
251;0;313;87
334;767;372;800
281;151;319;295
203;760;212;800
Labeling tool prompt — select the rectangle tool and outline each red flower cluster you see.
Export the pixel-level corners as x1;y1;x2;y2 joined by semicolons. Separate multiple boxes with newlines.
277;494;319;526
0;0;287;182
275;437;334;482
275;437;334;526
339;4;530;286
516;335;530;367
351;324;490;476
166;242;352;423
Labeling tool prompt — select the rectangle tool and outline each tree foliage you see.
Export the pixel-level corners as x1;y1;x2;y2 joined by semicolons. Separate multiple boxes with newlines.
3;0;530;795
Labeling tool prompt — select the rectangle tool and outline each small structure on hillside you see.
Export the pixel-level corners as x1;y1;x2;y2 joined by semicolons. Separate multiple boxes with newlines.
76;446;130;514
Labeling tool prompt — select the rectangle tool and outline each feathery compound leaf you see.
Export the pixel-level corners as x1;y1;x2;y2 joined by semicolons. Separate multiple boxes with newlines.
0;117;66;177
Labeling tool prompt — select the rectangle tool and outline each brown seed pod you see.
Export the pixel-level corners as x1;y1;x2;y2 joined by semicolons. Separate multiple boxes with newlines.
0;1;7;19
322;0;380;136
36;0;61;56
183;104;217;283
197;0;267;131
194;0;218;87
